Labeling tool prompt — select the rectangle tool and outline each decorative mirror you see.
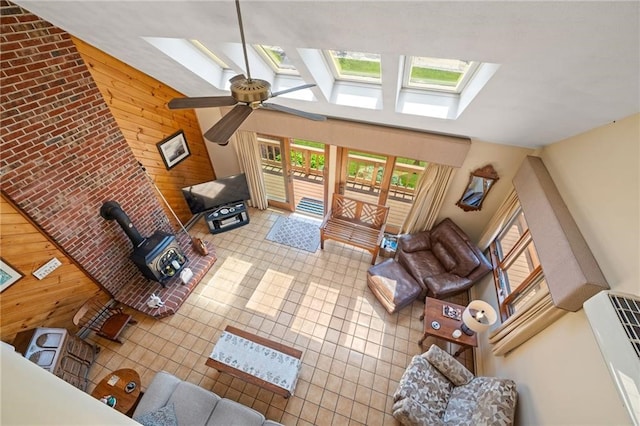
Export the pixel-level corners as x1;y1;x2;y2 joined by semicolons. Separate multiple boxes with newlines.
456;165;499;212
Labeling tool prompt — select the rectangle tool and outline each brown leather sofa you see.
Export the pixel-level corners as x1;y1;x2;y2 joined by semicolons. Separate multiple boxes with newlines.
397;218;492;300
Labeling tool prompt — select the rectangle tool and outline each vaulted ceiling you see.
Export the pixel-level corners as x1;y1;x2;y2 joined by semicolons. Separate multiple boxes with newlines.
15;1;640;148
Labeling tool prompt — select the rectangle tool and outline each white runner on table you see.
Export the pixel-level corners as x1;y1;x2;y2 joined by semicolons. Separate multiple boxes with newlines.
210;331;301;394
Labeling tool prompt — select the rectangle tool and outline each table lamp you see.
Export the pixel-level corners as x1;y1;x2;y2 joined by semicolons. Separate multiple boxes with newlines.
461;300;497;336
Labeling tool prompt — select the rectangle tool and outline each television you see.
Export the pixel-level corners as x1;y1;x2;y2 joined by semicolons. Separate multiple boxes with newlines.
181;173;250;214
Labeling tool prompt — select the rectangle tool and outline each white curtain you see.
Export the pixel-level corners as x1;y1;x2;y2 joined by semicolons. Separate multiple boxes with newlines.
401;163;456;234
233;131;268;210
477;187;519;250
488;286;567;356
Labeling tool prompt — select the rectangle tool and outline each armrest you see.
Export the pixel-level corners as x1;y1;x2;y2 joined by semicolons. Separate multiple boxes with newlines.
320;209;333;228
392;397;445;426
423;345;474;386
469;378;518;425
399;232;431;253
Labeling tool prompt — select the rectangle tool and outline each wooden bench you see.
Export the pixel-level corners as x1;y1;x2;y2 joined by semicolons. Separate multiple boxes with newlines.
320;194;390;264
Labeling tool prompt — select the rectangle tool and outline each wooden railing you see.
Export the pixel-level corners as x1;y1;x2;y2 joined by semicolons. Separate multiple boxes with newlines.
258;137;424;201
259;139;282;169
258;139;324;178
346;155;423;200
290;144;324;178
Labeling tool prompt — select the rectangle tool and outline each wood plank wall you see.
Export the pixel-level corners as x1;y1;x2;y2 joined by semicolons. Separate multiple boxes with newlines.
73;37;216;225
0;194;102;343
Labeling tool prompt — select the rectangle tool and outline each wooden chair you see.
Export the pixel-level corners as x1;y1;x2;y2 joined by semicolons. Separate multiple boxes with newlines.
73;296;136;343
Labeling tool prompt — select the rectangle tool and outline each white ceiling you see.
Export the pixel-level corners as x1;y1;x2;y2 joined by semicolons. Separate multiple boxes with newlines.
15;1;640;148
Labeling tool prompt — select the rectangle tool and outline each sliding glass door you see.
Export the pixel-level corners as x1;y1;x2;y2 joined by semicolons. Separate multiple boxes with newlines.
257;134;294;211
338;148;425;234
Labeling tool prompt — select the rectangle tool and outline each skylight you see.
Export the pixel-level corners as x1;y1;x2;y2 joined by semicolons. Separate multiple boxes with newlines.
325;50;381;83
255;45;298;75
189;40;230;70
404;56;478;93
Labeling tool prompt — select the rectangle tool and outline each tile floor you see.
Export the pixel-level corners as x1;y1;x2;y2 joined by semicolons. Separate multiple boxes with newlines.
86;207;472;426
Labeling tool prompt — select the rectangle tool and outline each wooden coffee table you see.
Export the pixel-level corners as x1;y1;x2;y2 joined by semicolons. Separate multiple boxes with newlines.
418;297;477;357
206;326;302;398
91;368;141;415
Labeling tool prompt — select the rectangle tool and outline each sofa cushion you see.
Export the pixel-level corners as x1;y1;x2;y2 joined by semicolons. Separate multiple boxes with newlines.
424;344;474;386
424;273;472;299
167;381;220;425
431;242;457;272
399;250;447;282
134;403;178;426
206;398;266;426
399;232;431;253
432;224;480;277
132;371;181;418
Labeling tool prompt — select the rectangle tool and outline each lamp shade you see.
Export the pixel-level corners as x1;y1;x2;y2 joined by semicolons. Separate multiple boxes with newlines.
462;300;498;333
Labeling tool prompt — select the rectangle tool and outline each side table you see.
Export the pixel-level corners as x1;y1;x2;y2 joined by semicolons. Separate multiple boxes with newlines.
418;297;477;357
91;368;141;416
380;234;398;258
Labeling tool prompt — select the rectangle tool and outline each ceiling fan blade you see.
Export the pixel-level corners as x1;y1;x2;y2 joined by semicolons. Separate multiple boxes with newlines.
168;96;237;110
261;103;327;121
204;104;253;144
271;83;316;98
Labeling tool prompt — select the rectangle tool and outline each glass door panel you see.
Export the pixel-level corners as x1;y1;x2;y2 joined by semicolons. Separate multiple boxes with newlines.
258;134;294;210
290;139;327;217
343;150;386;205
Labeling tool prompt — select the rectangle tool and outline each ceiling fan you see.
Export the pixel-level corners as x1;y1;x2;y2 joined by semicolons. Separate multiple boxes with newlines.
168;0;326;145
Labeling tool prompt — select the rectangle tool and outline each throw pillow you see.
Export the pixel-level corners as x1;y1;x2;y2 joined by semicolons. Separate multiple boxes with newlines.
134;403;178;426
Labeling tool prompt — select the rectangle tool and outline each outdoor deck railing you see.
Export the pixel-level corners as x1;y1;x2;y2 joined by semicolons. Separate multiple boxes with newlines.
258;138;424;200
259;139;324;178
347;154;423;200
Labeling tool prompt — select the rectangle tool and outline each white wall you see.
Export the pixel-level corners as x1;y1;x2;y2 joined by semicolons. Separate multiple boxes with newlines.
477;113;639;425
438;139;533;242
1;343;138;425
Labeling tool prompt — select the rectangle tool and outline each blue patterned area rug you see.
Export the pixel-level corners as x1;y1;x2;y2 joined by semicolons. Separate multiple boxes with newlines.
265;216;321;253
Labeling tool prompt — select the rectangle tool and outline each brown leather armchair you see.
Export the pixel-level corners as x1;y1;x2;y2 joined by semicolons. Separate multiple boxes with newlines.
397;218;492;300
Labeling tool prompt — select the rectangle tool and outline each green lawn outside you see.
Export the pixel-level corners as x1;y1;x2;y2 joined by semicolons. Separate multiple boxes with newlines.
337;58;380;77
410;67;461;85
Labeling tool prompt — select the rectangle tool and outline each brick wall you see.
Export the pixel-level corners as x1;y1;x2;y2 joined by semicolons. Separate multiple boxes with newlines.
0;1;174;296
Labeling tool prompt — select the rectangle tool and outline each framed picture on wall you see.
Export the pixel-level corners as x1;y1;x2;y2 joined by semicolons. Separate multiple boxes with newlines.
0;259;23;293
157;130;191;170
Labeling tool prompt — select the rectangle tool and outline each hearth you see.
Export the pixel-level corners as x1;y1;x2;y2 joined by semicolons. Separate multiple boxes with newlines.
100;201;187;286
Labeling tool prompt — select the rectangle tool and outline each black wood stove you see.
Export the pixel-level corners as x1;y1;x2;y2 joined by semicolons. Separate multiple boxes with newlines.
100;201;187;286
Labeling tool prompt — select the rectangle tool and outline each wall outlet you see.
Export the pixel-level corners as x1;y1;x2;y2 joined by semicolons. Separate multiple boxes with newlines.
33;257;62;280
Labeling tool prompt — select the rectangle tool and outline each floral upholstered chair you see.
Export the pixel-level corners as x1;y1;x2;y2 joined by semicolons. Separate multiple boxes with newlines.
392;345;517;426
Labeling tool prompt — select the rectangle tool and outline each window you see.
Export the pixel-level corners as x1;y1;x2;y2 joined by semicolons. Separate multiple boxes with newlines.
255;45;298;75
404;56;478;93
325;50;381;83
490;205;548;320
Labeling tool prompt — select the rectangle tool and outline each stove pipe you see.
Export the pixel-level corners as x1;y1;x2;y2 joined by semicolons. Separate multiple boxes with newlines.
100;201;144;247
